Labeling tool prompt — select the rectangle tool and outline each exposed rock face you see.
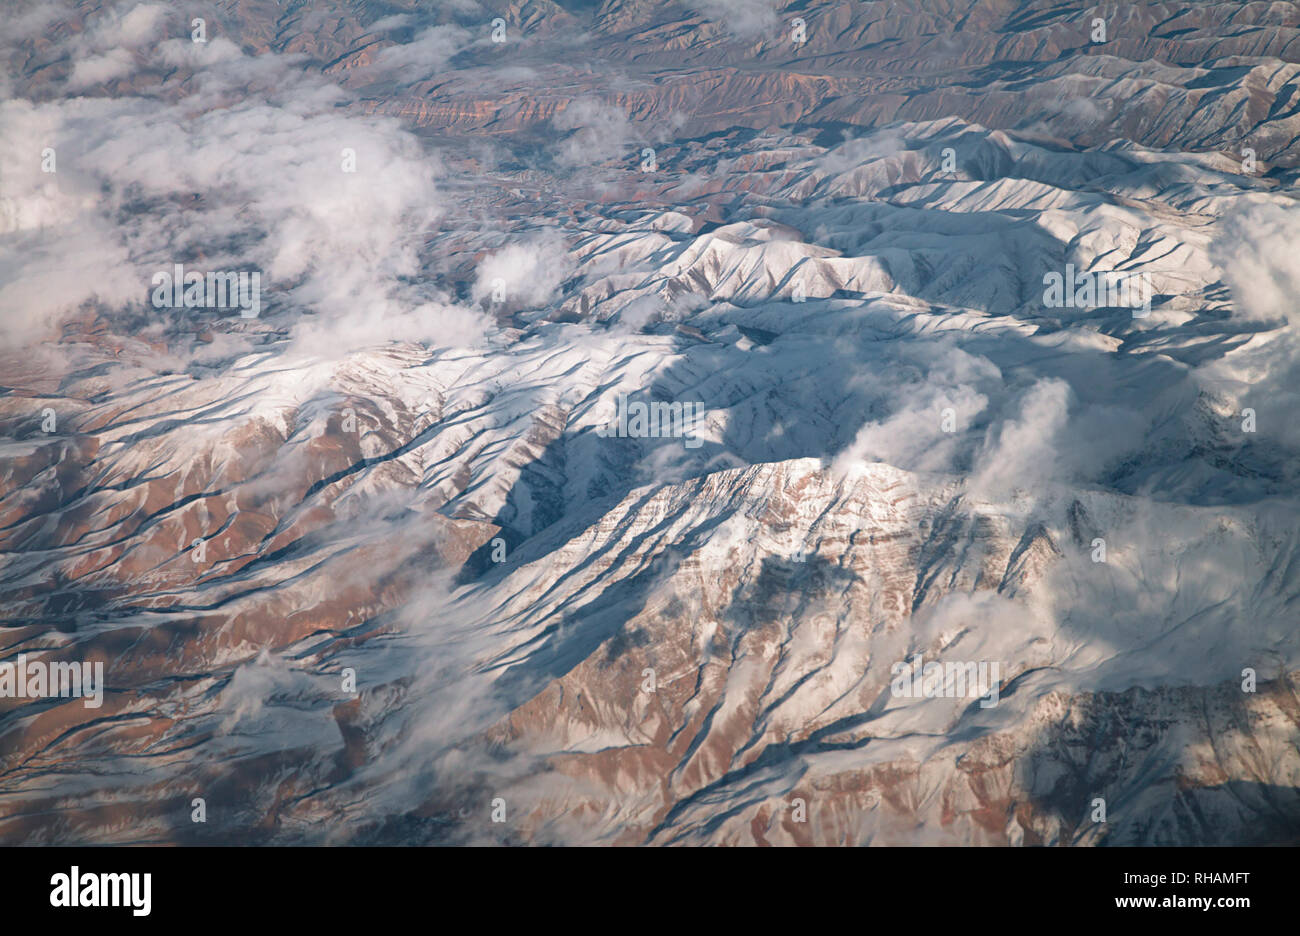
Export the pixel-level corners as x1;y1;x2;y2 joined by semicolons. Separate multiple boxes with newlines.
1;0;1299;845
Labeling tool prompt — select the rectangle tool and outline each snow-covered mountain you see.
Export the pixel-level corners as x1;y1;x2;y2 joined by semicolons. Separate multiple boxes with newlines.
1;0;1299;845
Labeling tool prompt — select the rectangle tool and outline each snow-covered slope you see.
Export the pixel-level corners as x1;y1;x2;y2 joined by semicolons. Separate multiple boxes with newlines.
1;0;1299;845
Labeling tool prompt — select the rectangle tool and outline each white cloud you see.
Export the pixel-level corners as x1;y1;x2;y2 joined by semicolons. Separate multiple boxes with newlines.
1197;198;1300;452
688;0;781;38
832;341;998;476
552;98;640;167
367;14;413;33
0;12;492;356
368;25;470;77
970;378;1071;495
92;2;169;48
471;230;573;311
1211;199;1300;326
67;48;137;88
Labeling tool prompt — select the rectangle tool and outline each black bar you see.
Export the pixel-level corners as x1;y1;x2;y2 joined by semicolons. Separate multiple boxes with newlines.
3;845;1280;923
